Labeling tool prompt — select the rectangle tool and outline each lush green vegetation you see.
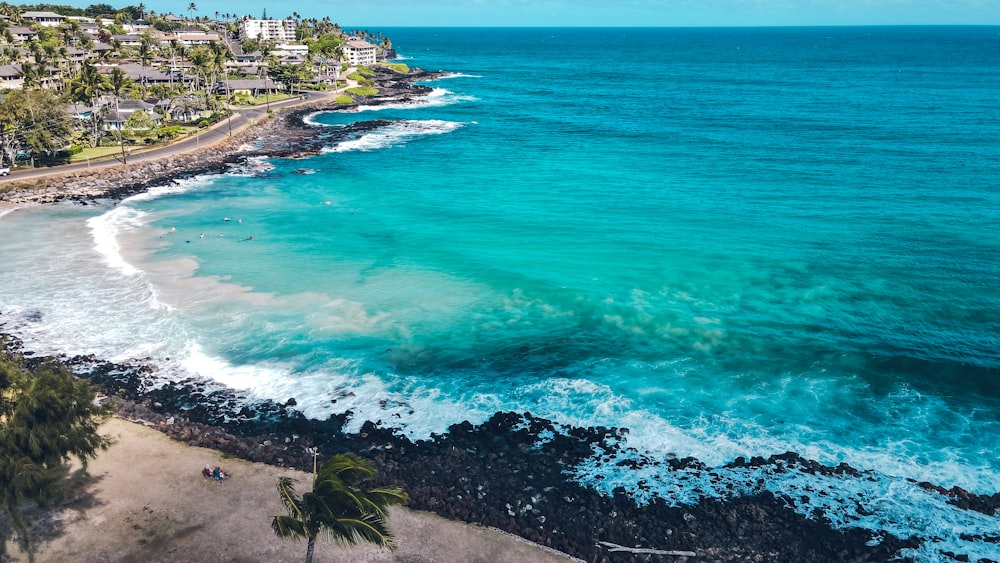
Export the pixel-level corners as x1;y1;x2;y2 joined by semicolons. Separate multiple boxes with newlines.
272;454;407;563
0;4;402;168
346;72;373;86
334;95;353;104
345;86;377;97
380;62;409;73
0;348;111;559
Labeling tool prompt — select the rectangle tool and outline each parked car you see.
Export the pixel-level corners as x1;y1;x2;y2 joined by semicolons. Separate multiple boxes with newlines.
0;167;9;176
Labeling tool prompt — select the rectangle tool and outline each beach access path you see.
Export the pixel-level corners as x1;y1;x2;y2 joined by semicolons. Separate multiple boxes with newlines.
8;417;581;563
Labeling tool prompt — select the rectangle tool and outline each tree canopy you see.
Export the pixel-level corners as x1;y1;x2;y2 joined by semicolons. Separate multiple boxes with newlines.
0;349;110;558
0;89;73;167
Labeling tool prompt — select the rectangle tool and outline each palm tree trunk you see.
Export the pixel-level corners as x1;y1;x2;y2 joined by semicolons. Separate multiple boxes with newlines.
304;536;315;563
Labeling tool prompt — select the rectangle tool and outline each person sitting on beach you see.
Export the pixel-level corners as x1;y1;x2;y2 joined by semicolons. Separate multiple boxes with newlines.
213;467;221;481
203;465;213;478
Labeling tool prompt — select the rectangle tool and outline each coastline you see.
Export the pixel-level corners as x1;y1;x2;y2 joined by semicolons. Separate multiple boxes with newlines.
1;66;993;562
1;333;931;562
0;66;443;207
9;417;581;563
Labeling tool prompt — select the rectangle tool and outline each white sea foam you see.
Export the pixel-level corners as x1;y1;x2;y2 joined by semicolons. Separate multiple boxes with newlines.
226;156;274;177
88;206;146;276
348;88;478;113
322;120;464;153
511;372;1000;563
437;72;483;79
302;112;346;127
123;174;216;204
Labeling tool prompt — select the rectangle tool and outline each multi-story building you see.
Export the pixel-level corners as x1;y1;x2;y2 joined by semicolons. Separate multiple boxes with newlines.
239;19;296;43
344;39;376;66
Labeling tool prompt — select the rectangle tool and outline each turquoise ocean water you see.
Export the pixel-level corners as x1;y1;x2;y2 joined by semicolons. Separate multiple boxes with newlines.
1;27;999;559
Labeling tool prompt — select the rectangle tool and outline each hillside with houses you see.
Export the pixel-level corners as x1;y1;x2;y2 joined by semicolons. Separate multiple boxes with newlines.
0;3;395;169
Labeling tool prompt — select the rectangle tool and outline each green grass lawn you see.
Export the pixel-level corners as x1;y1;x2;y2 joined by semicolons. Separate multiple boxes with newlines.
68;146;131;163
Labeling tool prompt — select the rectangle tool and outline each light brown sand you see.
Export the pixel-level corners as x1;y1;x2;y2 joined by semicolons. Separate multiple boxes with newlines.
9;418;580;563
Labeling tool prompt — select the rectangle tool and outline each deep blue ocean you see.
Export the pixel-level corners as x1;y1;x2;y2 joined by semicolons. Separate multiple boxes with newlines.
1;27;998;560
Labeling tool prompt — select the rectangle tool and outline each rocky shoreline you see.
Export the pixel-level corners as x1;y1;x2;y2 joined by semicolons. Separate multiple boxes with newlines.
0;66;444;206
1;67;996;562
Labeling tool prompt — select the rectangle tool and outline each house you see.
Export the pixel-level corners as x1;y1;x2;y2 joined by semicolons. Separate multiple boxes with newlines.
112;63;175;84
7;27;37;43
112;35;144;47
158;96;201;122
215;78;279;97
175;31;221;45
65;103;94;122
100;99;162;130
21;11;66;27
273;44;308;57
0;64;24;89
344;40;376;66
124;20;152;33
239;19;296;43
78;23;101;36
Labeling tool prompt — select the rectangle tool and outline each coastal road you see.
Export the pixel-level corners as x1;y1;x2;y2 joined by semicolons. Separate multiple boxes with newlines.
0;91;334;184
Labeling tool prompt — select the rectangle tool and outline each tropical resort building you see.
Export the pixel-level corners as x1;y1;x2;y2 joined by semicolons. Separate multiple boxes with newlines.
239;19;296;43
344;39;377;66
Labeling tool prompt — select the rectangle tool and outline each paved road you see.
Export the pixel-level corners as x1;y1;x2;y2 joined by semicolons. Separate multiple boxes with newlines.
0;91;335;183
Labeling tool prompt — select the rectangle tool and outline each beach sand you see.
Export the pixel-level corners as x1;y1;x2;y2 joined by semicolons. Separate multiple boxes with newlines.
8;418;580;563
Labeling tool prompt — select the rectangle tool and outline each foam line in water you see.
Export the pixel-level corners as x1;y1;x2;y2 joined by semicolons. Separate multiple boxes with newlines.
88;206;146;276
437;72;483;79
349;88;478;113
322;119;464;153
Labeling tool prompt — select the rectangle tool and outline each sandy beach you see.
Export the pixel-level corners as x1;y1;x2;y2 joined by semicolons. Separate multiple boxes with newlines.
8;417;579;563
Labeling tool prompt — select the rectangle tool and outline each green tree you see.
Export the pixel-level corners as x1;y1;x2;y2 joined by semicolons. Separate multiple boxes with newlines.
68;62;109;147
0;350;111;559
272;454;408;563
0;89;73;168
107;67;133;161
307;33;344;60
124;109;154;135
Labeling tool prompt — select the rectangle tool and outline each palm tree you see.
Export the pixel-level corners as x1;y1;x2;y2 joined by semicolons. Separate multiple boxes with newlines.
272;454;408;563
107;67;132;162
69;62;108;147
187;2;197;20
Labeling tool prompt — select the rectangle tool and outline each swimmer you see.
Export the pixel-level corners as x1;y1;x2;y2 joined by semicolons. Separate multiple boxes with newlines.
219;233;224;237
199;233;205;238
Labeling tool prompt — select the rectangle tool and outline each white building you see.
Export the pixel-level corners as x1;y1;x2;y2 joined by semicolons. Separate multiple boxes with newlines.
22;11;66;27
273;44;308;57
344;39;376;66
174;31;222;45
239;19;296;43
